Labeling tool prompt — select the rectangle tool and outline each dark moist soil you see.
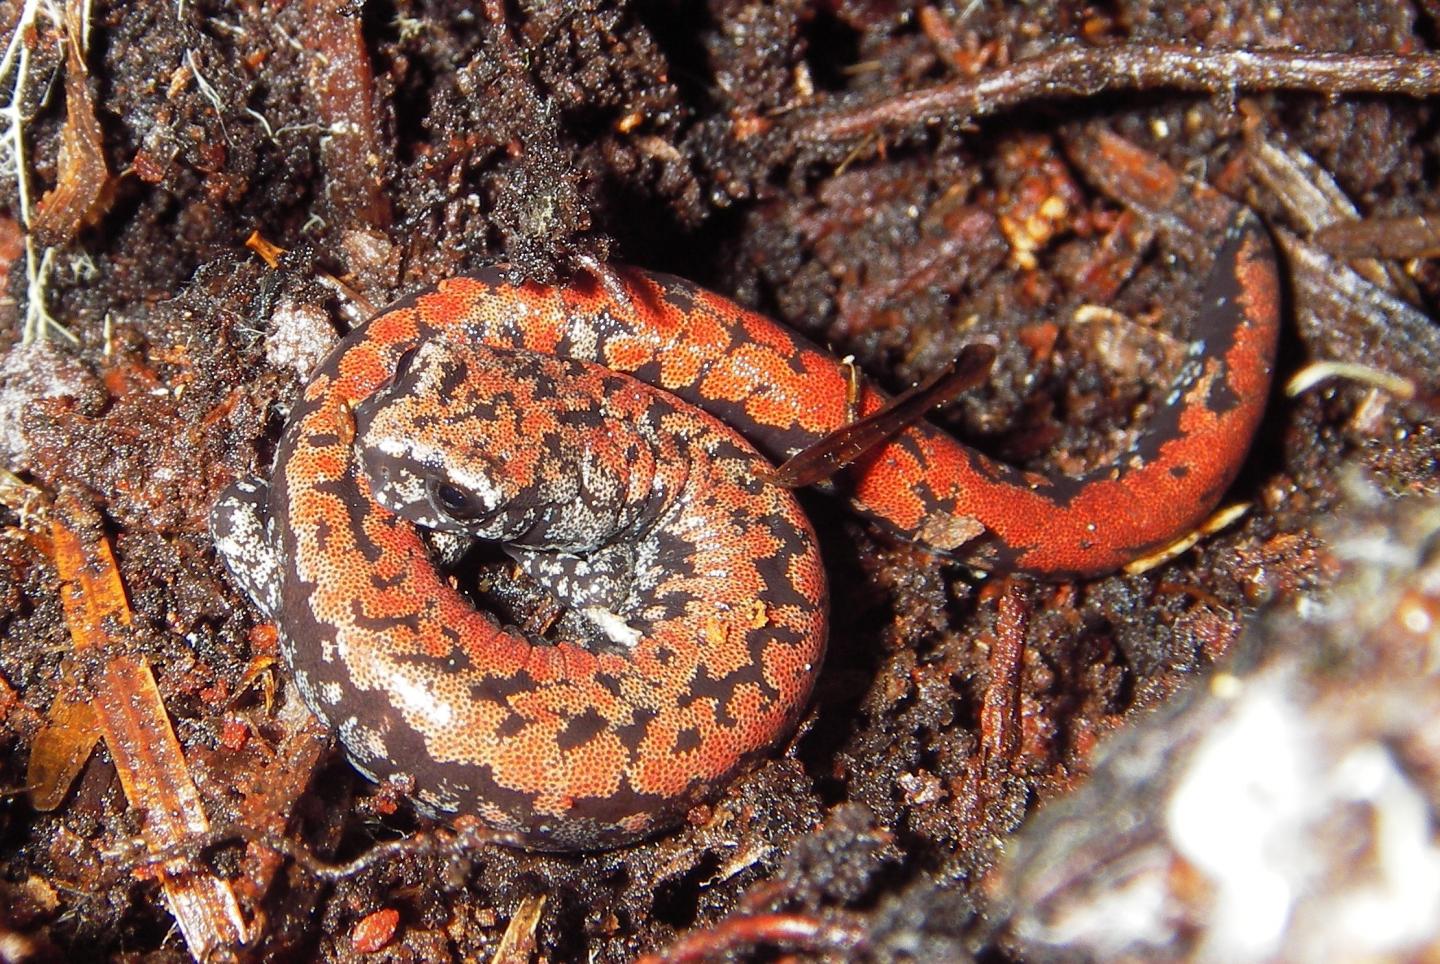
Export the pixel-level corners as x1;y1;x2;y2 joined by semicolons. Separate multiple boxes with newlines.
0;1;1437;961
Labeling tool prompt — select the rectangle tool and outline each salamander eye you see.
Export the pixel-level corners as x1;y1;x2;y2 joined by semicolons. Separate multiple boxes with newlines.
428;479;484;520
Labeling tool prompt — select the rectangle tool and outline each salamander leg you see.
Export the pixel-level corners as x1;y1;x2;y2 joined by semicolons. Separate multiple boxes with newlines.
210;477;284;621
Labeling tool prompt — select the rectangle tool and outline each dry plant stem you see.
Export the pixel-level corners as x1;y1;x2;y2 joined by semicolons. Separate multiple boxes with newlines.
794;44;1440;143
303;0;392;230
0;0;69;341
635;912;868;964
117;813;511;886
981;581;1027;770
491;894;547;964
1245;131;1421;302
1315;214;1440;260
768;343;996;488
50;497;248;958
31;31;112;246
1279;233;1440;398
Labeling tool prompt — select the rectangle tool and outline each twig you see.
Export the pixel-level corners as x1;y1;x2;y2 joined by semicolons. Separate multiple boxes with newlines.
302;0;392;230
47;496;249;958
980;580;1026;769
635;912;868;964
114;814;514;885
792;44;1440;145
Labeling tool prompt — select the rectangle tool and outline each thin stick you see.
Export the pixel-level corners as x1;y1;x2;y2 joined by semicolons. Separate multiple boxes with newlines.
793;44;1440;144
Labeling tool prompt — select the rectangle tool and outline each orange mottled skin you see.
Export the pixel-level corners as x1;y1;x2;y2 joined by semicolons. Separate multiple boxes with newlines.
211;210;1279;849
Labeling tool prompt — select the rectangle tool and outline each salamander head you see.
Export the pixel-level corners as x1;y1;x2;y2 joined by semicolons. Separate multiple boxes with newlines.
351;339;532;538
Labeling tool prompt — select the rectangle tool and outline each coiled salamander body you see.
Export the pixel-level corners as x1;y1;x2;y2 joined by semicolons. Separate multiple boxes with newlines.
212;211;1279;849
